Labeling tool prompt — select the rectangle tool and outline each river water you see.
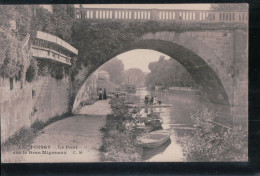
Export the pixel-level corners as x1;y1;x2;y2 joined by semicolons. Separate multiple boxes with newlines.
134;88;231;162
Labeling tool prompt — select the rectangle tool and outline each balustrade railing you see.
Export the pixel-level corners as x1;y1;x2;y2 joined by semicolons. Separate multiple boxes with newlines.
74;8;248;23
30;31;78;65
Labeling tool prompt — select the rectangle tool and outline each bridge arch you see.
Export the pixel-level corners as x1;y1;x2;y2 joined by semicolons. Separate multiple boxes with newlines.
73;32;231;112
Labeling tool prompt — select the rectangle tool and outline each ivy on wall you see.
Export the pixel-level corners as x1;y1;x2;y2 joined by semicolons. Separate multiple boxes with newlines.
26;57;38;82
71;20;247;78
0;32;27;80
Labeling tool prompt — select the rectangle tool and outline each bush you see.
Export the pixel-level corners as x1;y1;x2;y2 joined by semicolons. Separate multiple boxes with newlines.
50;64;64;80
37;60;49;76
179;109;248;161
26;57;38;82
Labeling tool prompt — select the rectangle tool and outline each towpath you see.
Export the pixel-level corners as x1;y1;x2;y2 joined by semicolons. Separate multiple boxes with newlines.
2;100;112;163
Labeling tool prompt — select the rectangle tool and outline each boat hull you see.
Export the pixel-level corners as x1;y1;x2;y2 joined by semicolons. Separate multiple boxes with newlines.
135;130;171;148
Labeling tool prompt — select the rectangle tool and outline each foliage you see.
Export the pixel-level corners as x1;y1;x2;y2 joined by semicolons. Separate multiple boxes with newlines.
179;109;248;161
211;4;248;11
37;60;49;76
26;57;38;82
124;68;146;86
0;5;31;80
49;62;64;80
31;5;74;43
0;5;32;35
145;55;194;88
100;97;142;161
99;57;125;85
0;33;27;80
29;5;77;80
70;20;246;78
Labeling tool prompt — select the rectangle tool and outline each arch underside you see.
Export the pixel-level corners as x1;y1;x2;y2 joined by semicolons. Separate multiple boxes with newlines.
94;39;230;105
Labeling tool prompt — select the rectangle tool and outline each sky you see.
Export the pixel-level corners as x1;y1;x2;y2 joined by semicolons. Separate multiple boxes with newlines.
74;4;211;10
117;49;171;73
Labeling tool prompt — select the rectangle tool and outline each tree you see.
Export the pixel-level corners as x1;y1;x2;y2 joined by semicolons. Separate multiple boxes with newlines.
100;58;125;85
145;55;194;88
124;68;146;86
210;4;248;11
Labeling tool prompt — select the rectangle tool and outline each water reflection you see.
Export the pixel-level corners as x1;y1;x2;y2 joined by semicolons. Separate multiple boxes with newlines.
135;88;231;162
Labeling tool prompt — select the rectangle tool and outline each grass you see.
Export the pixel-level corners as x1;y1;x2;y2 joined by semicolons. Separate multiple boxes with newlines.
1;112;72;152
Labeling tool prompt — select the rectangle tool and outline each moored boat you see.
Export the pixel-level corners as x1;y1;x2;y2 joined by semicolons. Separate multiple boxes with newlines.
147;112;160;118
128;104;172;108
145;118;163;128
135;130;171;148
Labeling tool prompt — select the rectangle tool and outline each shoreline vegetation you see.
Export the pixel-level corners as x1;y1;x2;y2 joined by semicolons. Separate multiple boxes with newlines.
178;109;248;161
99;97;143;162
1;112;71;153
99;90;247;162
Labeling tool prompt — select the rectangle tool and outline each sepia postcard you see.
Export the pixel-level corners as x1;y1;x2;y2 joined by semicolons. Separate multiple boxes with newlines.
0;4;248;163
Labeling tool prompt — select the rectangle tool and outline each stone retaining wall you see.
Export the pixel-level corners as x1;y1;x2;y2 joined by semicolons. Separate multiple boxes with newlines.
0;75;70;144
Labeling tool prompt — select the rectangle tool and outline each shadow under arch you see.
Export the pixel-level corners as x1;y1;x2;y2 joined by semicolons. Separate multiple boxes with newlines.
73;39;230;112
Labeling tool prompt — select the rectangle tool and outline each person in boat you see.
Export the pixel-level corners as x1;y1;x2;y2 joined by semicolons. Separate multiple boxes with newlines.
153;95;162;105
103;88;107;100
150;96;154;105
98;88;103;100
144;95;149;105
154;95;158;105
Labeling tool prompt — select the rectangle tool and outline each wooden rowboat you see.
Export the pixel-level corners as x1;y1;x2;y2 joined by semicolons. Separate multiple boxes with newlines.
135;130;171;148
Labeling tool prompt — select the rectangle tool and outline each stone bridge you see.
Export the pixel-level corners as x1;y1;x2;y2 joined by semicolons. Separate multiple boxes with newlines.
72;20;248;126
0;7;248;144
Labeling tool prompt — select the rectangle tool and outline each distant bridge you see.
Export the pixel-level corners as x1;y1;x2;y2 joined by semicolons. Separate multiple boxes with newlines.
75;7;248;23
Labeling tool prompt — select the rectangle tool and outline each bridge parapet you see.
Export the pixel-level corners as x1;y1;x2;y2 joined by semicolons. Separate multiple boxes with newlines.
75;8;248;23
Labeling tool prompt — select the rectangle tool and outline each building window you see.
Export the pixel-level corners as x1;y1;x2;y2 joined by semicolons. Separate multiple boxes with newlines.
10;78;14;90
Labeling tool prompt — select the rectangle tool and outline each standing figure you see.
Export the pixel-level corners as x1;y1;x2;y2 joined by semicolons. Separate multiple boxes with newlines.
144;95;148;105
98;88;103;100
154;95;158;105
103;88;107;100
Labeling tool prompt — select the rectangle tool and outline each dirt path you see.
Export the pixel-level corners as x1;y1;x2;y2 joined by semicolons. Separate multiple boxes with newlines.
2;100;112;163
78;100;112;115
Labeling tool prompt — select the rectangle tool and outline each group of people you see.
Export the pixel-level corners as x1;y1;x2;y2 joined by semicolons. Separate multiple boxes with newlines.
98;88;107;100
144;95;161;105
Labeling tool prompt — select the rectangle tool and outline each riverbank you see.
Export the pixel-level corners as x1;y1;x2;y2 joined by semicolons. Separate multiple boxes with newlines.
2;99;113;163
1;112;71;153
2;114;107;163
99;97;143;162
